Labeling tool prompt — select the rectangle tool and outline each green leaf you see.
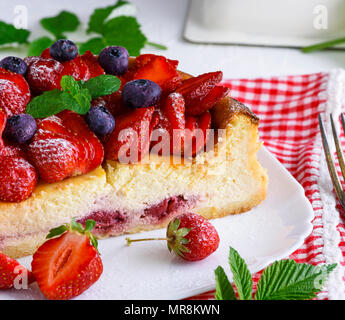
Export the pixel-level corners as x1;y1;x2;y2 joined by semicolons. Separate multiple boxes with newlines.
79;74;121;98
87;0;129;34
255;260;337;300
84;220;96;233
26;89;66;118
27;36;54;56
79;37;106;55
89;233;99;250
0;21;30;45
103;16;147;56
70;218;84;233
40;11;80;38
214;266;237;300
229;247;253;300
46;224;69;239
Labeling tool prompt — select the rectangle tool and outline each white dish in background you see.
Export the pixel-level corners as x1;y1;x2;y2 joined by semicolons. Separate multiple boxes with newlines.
0;147;313;300
184;0;345;48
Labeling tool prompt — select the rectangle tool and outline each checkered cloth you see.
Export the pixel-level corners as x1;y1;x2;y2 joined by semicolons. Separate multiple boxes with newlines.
188;70;345;300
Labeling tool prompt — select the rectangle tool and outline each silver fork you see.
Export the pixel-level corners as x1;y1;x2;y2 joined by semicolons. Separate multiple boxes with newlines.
318;113;345;211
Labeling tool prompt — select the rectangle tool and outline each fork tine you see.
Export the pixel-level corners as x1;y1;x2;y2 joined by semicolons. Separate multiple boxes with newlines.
330;114;345;181
318;114;345;207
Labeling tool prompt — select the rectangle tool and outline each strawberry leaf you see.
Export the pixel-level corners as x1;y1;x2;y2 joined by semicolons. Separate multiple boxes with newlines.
46;224;70;239
87;0;129;35
103;16;147;57
40;11;80;39
214;266;237;300
229;247;253;300
0;21;30;45
255;260;337;300
27;36;54;56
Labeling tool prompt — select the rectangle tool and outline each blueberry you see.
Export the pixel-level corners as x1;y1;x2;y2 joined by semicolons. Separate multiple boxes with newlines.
122;79;161;109
0;56;27;75
85;105;115;136
98;46;129;75
49;39;78;62
4;114;37;144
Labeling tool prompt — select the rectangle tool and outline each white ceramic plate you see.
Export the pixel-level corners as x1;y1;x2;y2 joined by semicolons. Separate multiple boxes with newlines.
0;146;313;300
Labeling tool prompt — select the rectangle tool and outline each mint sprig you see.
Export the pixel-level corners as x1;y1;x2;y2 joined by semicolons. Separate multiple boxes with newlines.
26;74;121;119
27;36;55;56
215;247;337;300
0;21;30;45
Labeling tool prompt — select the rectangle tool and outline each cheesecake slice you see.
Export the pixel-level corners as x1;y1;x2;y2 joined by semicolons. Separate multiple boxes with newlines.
0;94;267;258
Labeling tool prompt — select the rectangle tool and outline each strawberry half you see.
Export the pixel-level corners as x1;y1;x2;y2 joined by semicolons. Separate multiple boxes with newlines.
28;111;104;183
105;107;155;163
0;68;31;116
0;251;35;289
80;51;105;78
32;219;102;300
176;71;223;116
133;55;181;92
0;109;6;149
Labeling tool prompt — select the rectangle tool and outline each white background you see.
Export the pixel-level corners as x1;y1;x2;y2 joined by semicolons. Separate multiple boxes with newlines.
0;0;345;79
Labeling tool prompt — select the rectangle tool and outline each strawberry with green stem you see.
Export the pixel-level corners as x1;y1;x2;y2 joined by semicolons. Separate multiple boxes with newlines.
126;213;220;261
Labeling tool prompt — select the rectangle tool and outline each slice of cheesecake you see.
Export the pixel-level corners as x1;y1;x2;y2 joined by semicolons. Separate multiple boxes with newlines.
0;95;267;258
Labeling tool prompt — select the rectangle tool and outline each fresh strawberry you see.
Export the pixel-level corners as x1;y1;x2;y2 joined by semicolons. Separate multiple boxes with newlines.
188;85;230;116
28;111;104;183
133;55;181;92
0;251;35;289
0;68;31;116
184;111;212;156
40;48;51;59
176;71;223;115
135;54;178;69
105;107;154;163
93;91;130;117
0;109;6;149
0;156;38;202
32;219;103;300
61;56;90;82
80;51;105;78
126;212;220;261
24;57;64;94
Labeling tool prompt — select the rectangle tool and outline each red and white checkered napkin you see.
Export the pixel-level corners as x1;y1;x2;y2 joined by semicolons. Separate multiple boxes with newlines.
188;70;345;300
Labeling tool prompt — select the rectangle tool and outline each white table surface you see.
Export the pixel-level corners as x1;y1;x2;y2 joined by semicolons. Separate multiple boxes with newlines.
0;0;345;79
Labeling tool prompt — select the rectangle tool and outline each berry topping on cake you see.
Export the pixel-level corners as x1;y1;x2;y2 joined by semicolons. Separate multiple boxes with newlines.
177;71;223;116
61;55;90;82
105;106;155;162
133;54;181;92
0;68;31;116
24;57;64;94
0;109;6;149
49;39;78;62
0;56;27;76
98;46;129;76
32;219;102;300
27;111;104;183
81;51;105;78
0;156;38;202
122;79;161;109
126;212;220;261
85;105;115;136
0;251;35;289
4;114;37;144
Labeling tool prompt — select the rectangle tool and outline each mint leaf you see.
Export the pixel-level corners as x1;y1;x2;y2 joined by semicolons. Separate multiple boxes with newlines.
0;21;30;45
103;16;147;56
255;260;337;300
214;266;237;300
46;224;69;239
87;0;129;35
40;11;80;39
79;37;106;55
26;89;66;118
229;247;253;300
79;75;121;98
27;36;54;56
